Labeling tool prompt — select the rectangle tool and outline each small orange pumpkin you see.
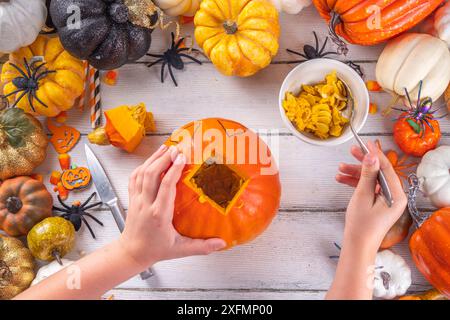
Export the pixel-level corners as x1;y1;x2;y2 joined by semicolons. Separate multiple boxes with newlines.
61;167;91;190
0;176;53;237
167;118;281;249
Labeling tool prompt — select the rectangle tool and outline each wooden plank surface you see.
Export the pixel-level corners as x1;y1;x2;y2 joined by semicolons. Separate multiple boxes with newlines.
3;5;444;300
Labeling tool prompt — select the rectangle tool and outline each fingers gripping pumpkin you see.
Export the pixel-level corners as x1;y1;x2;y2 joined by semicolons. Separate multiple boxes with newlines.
1;35;85;117
167;119;281;248
194;0;280;77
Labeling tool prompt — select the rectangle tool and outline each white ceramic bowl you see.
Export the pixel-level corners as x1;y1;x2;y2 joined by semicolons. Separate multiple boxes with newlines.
279;59;369;146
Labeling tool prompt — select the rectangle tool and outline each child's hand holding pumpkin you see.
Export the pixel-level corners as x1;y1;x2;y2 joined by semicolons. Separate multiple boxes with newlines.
119;145;227;271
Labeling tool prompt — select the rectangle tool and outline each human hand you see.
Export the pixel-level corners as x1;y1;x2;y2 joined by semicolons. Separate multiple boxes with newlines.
336;141;407;249
119;145;226;270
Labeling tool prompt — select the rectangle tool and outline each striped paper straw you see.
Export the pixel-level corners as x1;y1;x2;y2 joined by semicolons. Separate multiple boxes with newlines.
89;67;102;129
78;61;89;110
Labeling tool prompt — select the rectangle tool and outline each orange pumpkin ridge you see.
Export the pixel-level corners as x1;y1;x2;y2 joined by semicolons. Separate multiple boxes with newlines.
167;118;281;249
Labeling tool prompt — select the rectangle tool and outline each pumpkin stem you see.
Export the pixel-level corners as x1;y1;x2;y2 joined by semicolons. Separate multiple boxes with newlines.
223;21;238;35
88;127;111;146
380;271;391;290
109;3;129;24
328;12;348;56
0;260;12;283
52;250;63;266
5;196;23;214
407;174;430;228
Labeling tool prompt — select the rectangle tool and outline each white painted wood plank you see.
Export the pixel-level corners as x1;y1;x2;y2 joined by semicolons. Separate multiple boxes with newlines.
62;209;430;292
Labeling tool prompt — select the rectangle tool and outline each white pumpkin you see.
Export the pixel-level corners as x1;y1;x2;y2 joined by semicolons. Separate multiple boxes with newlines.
435;1;450;47
0;0;47;53
269;0;311;14
31;259;74;286
154;0;200;17
417;146;450;208
373;250;411;300
376;33;450;102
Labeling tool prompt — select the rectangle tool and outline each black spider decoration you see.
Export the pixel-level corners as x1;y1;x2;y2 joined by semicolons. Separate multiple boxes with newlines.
146;32;202;87
286;32;364;77
286;31;339;61
0;58;55;112
53;192;104;239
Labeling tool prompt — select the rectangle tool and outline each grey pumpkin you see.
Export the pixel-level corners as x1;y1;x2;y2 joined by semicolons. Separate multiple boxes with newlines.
50;0;158;70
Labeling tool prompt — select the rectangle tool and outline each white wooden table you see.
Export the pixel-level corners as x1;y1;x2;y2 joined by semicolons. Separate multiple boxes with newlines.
32;7;441;299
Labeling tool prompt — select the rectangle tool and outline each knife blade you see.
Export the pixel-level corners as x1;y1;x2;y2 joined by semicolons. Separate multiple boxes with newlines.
84;144;154;280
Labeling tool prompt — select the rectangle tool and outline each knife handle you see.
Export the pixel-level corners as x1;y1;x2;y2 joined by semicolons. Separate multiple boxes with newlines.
108;200;155;280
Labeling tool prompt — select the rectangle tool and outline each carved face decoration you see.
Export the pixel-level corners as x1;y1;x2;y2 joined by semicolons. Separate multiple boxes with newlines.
61;167;91;190
46;119;80;154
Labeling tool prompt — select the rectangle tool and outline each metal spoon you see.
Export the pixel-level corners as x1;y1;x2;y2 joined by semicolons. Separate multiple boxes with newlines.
342;79;394;207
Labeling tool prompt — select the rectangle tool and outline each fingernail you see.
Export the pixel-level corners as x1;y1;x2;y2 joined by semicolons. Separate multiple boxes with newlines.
174;153;185;165
213;241;226;251
159;144;168;152
169;145;178;161
364;153;377;166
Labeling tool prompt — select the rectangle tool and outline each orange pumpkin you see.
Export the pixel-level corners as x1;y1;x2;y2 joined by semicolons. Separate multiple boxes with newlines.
394;116;441;158
312;0;444;51
409;208;450;298
167;118;281;248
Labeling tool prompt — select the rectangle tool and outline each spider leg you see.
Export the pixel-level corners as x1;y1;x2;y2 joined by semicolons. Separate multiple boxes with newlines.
83;213;104;226
179;53;202;65
175;37;185;50
83;202;103;210
392;107;410;113
160;61;167;83
80;192;97;208
58;195;72;210
1;88;24;99
9;62;29;79
32;62;47;76
23;59;32;78
404;88;414;110
313;31;319;52
286;49;308;59
167;64;178;87
146;53;164;58
423;118;434;132
319;36;329;55
178;48;199;53
31;90;50;109
80;216;96;239
416;80;423;110
35;70;56;82
27;92;36;113
147;58;164;68
321;51;339;57
170;32;175;48
10;90;28;108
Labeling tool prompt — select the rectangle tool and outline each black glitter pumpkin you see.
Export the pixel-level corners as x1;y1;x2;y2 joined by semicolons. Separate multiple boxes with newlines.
50;0;158;70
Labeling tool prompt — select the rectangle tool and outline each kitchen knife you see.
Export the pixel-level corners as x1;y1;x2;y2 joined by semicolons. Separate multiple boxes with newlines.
84;144;154;280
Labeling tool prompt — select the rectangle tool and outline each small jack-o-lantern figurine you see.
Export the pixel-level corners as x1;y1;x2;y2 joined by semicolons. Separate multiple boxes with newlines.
46;118;80;154
61;167;91;190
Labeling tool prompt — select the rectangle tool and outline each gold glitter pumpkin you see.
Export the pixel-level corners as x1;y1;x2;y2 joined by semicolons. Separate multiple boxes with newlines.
0;234;35;300
0;108;48;180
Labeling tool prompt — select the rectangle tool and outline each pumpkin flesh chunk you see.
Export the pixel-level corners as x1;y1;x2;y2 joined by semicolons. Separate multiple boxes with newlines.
191;161;244;210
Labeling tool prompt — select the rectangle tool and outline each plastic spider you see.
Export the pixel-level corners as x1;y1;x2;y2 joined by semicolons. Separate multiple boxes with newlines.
393;80;448;137
286;32;339;61
146;32;202;87
53;192;104;239
0;59;55;112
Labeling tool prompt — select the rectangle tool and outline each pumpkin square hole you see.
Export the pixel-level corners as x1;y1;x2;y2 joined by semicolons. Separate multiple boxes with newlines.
191;160;244;209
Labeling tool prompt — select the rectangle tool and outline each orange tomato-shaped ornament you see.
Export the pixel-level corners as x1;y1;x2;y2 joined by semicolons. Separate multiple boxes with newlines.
167;118;281;249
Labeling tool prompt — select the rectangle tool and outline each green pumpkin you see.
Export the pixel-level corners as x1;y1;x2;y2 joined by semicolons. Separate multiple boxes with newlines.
50;0;158;70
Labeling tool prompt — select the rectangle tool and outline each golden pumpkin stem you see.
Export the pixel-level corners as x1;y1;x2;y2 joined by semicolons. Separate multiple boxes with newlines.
88;127;111;146
223;21;238;35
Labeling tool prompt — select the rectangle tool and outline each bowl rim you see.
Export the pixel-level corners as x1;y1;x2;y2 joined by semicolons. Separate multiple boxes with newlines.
278;58;369;146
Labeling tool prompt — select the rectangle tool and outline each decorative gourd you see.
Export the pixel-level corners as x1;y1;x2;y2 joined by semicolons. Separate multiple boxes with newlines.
0;0;47;53
27;217;76;262
417;146;450;208
154;0;200;17
194;0;280;77
50;0;159;70
1;35;85;117
0;234;35;300
376;33;450;102
269;0;311;14
0;108;48;180
435;1;450;46
0;176;53;236
409;207;450;298
167;118;281;248
88;103;156;153
31;259;74;286
312;0;443;50
373;250;411;299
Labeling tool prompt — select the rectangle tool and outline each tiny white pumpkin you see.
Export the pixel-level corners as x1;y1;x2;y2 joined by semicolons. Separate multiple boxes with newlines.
376;33;450;102
373;250;412;300
269;0;311;15
434;1;450;47
154;0;200;17
0;0;47;53
417;146;450;208
31;259;74;286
